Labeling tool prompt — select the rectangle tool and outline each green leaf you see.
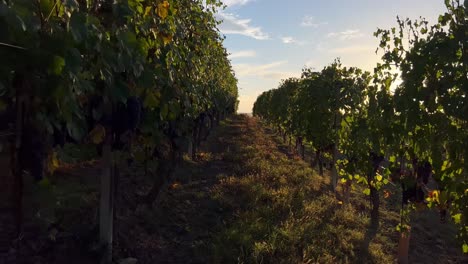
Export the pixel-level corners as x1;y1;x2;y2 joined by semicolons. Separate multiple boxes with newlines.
8;14;26;31
463;244;468;254
144;6;152;17
69;12;87;42
452;213;461;224
160;104;168;120
49;55;65;75
363;188;371;195
144;91;160;109
441;160;449;171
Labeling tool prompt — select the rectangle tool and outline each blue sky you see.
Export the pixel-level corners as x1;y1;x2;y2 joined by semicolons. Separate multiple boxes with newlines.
217;0;447;113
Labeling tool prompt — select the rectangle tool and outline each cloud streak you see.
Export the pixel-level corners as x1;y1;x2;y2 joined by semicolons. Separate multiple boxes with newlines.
217;12;269;40
281;36;306;45
301;15;328;28
327;29;364;40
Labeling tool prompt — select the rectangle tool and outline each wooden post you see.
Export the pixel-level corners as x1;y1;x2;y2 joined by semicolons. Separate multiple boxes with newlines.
99;141;114;264
397;228;411;264
331;143;338;191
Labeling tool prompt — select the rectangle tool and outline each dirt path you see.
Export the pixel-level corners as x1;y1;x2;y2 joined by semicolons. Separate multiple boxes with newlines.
113;115;253;263
115;114;466;264
8;115;466;264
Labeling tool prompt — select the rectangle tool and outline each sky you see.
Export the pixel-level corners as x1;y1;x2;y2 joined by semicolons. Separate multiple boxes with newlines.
216;0;447;113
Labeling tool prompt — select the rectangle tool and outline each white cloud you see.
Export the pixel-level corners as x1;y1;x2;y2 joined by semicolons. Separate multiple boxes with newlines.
281;36;306;45
327;29;364;40
217;12;269;40
232;61;299;80
222;0;252;7
229;50;257;59
301;16;328;28
281;37;295;44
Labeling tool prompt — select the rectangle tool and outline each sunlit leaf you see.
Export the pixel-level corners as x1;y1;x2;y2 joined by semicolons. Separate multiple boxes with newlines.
144;6;152;17
157;1;169;19
452;213;462;224
363;188;370;195
376;174;383;181
159;32;172;45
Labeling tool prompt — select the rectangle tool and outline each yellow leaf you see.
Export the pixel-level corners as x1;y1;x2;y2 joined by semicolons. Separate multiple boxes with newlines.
47;151;60;174
144;6;152;17
376;174;383;181
157;1;170;19
337;200;343;205
89;124;106;144
452;213;462;224
429;190;440;204
160;33;172;45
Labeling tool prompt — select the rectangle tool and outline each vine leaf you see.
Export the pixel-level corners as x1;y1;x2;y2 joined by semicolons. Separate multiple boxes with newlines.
157;1;170;19
88;124;106;144
144;6;152;18
144;91;160;109
159;32;172;45
49;55;65;75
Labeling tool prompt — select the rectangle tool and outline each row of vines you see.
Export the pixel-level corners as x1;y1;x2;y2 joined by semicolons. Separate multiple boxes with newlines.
0;0;238;262
253;0;467;261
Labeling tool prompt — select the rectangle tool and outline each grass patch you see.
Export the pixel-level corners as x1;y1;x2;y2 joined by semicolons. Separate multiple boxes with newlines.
208;116;395;264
